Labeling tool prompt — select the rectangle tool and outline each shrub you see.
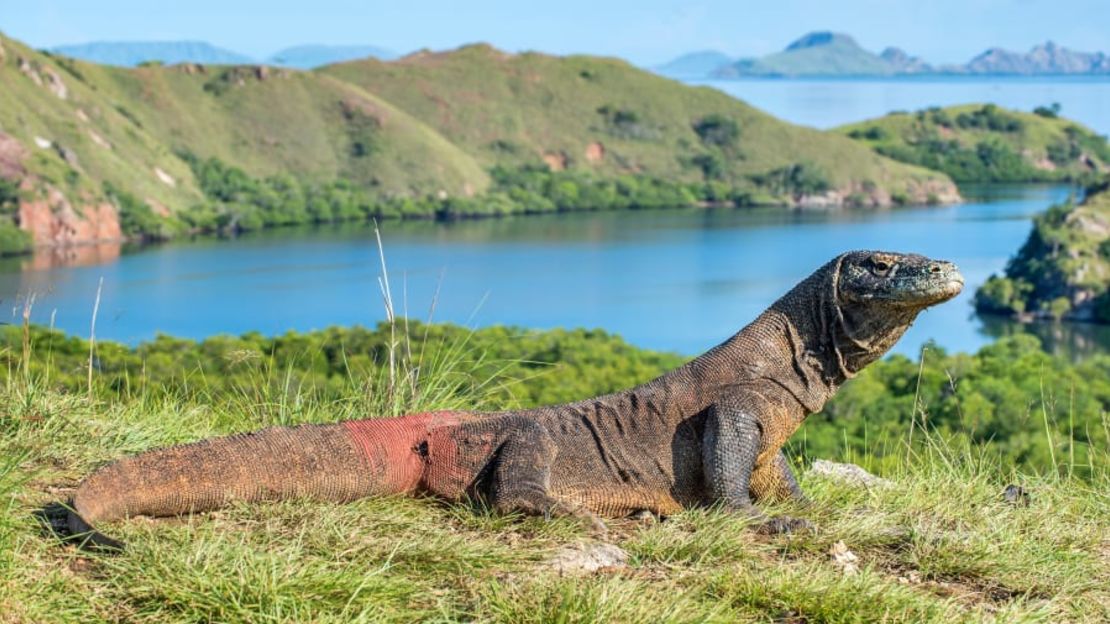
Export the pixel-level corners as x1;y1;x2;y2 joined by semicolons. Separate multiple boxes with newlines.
847;126;887;141
692;114;740;148
1033;102;1061;118
0;223;31;257
0;179;19;215
750;163;830;198
974;275;1029;315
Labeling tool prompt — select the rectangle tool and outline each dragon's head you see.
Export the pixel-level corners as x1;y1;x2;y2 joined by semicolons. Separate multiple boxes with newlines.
813;250;964;376
836;251;964;311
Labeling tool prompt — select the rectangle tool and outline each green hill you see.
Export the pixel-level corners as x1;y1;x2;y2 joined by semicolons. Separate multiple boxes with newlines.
0;33;956;255
0;33;489;251
322;45;954;201
976;178;1110;323
837;104;1110;183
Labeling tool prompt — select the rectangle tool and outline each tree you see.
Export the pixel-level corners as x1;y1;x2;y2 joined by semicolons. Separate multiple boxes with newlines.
1033;102;1062;118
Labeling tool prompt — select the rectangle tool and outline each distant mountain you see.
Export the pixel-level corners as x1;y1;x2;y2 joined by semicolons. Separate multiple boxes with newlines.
660;33;1110;79
715;32;904;78
268;45;397;69
51;40;253;67
879;47;931;74
50;41;399;70
963;41;1110;75
653;50;733;78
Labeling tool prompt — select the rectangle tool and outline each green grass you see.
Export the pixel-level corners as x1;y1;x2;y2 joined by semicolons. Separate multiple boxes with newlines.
838;104;1110;183
0;322;1107;622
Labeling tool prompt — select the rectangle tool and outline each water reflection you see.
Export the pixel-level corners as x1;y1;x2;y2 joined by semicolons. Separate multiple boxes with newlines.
978;315;1110;362
1;242;123;272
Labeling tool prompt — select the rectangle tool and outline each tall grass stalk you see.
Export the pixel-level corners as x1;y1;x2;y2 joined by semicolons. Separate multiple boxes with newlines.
87;277;103;402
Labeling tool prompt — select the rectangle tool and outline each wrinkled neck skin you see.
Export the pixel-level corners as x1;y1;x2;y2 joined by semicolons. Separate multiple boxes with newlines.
678;257;920;415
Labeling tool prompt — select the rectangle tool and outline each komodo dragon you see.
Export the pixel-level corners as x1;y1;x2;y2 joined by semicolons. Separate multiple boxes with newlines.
50;250;963;550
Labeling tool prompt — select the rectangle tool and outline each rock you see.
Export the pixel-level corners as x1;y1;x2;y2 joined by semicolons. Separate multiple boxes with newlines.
18;57;43;86
896;569;922;584
585;141;605;163
17;185;122;247
54;144;80;168
542;152;568;171
828;540;860;575
1002;484;1030;506
906;178;962;205
33;136;52;149
88;130;112;150
544;542;629;575
154;167;176;187
807;459;893;488
43;67;68;100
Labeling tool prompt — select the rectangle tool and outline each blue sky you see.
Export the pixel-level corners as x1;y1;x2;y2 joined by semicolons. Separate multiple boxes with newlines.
3;0;1107;65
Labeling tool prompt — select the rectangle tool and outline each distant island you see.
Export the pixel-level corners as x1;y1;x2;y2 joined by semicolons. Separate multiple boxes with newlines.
49;40;397;69
657;31;1110;79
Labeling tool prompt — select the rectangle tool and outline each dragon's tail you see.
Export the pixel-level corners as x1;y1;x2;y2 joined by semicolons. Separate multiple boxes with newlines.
55;418;433;551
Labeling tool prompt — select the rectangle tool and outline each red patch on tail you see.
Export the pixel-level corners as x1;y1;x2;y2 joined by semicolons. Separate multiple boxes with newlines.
342;412;463;494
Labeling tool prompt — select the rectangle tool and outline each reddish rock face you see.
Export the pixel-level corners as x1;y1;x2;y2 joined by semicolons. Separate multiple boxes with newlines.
17;186;122;248
585;141;605;163
1;131;123;250
543;152;568;171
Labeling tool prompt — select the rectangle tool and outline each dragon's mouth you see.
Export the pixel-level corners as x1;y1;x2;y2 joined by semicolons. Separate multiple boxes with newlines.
878;271;964;307
915;275;964;305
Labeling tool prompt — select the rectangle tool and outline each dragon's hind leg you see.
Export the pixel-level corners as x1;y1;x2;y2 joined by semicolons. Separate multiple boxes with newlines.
487;418;607;536
749;450;805;503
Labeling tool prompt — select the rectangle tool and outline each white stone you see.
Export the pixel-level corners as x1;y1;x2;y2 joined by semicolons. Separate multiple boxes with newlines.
154;167;176;187
544;542;629;575
807;459;893;488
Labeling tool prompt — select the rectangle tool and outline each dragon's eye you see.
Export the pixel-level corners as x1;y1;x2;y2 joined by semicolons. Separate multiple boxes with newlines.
870;259;892;274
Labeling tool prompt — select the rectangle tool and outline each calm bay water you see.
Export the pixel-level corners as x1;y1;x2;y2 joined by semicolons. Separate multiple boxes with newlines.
691;76;1110;134
3;184;1106;359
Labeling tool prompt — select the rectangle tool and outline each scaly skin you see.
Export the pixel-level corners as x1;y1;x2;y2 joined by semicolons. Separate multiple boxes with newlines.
53;250;963;549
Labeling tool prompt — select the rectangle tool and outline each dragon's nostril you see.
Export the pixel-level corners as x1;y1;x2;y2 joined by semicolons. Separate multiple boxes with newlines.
929;265;942;274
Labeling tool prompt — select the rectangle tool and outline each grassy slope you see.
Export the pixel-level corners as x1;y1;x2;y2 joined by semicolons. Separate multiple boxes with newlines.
837;104;1110;182
1;32;956;229
0;334;1106;622
0;36;204;211
0;32;489;215
321;45;953;200
95;65;490;197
